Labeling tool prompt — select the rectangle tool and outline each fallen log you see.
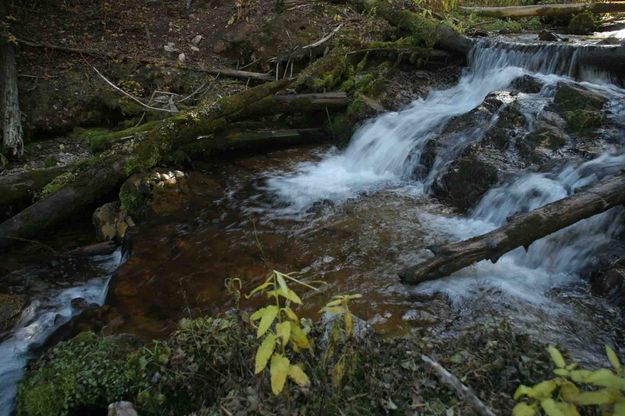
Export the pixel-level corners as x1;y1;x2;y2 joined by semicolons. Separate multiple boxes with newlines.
399;174;625;285
1;2;24;156
459;2;625;18
0;80;291;249
77;92;347;152
0;165;67;217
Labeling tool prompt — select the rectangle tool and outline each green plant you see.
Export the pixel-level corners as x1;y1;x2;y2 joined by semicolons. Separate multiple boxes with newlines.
513;345;625;416
321;294;362;388
247;270;316;395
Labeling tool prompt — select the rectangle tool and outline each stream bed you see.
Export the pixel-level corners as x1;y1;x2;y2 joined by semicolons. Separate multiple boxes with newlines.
2;37;625;413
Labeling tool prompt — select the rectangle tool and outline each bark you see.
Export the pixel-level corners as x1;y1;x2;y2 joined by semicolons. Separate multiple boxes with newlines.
349;0;474;56
0;80;291;249
459;2;625;18
399;174;625;285
1;2;24;156
0;166;67;217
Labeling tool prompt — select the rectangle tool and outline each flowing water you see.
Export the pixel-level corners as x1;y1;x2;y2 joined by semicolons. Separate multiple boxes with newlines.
2;39;625;412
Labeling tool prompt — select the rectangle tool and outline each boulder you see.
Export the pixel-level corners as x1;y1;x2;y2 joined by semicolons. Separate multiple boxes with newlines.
0;292;26;333
93;201;135;241
509;75;544;94
108;401;139;416
551;83;607;113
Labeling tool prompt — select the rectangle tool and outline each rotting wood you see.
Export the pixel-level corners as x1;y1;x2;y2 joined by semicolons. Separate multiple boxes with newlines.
459;2;625;18
0;165;67;216
399;174;625;285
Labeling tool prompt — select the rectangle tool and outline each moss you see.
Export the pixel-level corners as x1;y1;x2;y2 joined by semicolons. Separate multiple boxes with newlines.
552;84;606;113
39;171;77;198
564;109;604;132
525;129;566;151
568;11;597;35
17;332;144;416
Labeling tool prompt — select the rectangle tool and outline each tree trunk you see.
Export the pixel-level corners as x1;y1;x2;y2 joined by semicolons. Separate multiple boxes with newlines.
1;2;24;157
459;2;625;18
0;166;67;218
399;174;625;285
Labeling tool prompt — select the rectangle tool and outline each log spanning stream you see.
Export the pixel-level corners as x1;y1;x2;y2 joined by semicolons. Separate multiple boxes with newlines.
2;38;625;413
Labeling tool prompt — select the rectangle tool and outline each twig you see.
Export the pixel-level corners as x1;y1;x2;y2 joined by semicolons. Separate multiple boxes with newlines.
421;354;497;416
301;23;344;51
92;66;178;113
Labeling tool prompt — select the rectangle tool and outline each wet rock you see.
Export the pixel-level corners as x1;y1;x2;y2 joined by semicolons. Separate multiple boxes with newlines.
119;169;191;220
509;75;544;94
0;293;26;333
563;109;604;133
567;12;597;35
108;401;139;416
432;151;500;211
538;30;560;42
93;201;136;241
582;242;625;308
597;36;623;46
517;125;567;162
551;83;607;113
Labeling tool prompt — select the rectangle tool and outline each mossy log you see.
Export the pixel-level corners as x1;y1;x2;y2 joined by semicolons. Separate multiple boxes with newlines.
350;0;474;56
459;2;625;18
399;174;625;285
0;81;290;248
0;166;67;217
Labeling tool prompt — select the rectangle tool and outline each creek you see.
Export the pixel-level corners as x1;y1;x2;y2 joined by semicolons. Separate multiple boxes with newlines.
2;37;625;414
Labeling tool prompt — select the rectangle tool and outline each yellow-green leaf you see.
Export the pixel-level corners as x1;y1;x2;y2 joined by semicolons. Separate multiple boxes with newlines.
270;354;290;395
586;369;625;389
606;345;622;371
514;385;534;400
283;307;298;322
541;399;564;416
531;380;558;400
283;289;302;304
332;356;346;388
250;306;267;321
555;402;580;416
345;310;353;335
255;334;276;374
325;299;343;307
559;381;580;402
613;398;625;415
246;279;273;298
548;346;566;368
512;402;537;416
322;306;344;315
276;321;291;346
290;321;311;350
257;305;278;338
288;364;310;387
573;389;619;406
276;272;289;295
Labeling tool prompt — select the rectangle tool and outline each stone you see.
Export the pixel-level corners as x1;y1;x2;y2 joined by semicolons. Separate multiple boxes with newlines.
93;201;135;241
177;53;186;63
108;401;139;416
191;34;203;45
538;30;559;42
163;42;177;53
0;293;26;332
551;83;606;113
510;75;544;94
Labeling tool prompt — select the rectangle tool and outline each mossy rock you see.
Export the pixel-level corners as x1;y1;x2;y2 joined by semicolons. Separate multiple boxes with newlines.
551;83;606;113
17;332;144;416
524;128;567;151
568;11;597;35
0;293;26;332
564;109;604;133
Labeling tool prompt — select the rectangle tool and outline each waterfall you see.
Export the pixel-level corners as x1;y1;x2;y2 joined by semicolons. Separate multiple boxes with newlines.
263;40;623;215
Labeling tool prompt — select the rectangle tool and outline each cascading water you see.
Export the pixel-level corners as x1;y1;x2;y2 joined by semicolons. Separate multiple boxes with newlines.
0;250;122;416
264;40;624;216
261;40;625;359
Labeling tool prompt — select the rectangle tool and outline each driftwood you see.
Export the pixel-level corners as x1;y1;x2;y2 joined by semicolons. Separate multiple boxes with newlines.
1;2;24;156
421;354;497;416
459;2;625;18
399;174;625;285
